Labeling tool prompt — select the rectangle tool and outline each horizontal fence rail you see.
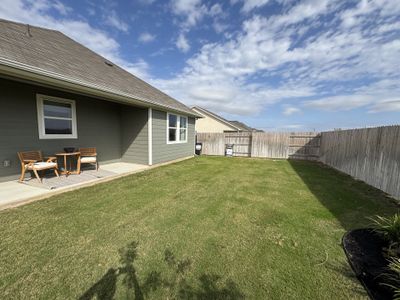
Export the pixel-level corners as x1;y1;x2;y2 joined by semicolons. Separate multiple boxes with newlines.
196;126;399;199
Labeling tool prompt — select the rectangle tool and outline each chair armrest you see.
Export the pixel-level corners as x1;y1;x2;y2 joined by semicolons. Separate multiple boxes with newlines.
45;157;57;162
23;161;36;168
23;159;38;163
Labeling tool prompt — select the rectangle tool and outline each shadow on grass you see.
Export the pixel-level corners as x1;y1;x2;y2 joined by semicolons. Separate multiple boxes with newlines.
288;159;398;231
324;260;368;298
287;159;399;297
79;241;244;300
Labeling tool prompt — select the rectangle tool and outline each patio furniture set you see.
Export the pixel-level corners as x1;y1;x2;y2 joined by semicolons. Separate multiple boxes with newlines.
17;148;98;183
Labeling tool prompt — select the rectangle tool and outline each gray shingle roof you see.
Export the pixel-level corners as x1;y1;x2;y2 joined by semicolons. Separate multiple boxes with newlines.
228;121;261;132
0;19;195;116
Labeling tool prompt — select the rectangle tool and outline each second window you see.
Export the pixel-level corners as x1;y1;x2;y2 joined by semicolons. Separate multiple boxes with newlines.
168;113;187;143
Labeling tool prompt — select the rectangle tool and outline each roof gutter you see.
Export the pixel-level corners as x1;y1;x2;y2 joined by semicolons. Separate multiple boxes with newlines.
0;57;200;118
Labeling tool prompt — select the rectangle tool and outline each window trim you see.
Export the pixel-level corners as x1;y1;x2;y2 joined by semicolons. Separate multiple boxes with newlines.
166;112;188;144
36;94;78;139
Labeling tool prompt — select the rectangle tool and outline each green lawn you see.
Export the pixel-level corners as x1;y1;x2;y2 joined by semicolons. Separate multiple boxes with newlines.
0;157;397;299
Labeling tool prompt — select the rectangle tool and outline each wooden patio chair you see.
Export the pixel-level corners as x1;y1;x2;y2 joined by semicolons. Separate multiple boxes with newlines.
78;147;98;172
17;150;59;183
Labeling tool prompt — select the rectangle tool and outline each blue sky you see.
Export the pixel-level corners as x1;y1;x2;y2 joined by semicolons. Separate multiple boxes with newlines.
1;0;399;131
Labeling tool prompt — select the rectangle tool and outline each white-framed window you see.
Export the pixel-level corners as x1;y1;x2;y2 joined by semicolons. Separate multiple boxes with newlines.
167;112;188;144
36;94;78;139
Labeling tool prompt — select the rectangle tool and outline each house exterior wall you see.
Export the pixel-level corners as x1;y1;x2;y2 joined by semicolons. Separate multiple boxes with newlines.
0;78;196;182
192;110;235;133
0;79;123;182
152;110;195;164
120;107;148;165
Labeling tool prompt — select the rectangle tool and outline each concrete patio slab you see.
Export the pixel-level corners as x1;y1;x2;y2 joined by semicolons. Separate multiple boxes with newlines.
0;157;193;211
100;162;149;174
0;162;150;211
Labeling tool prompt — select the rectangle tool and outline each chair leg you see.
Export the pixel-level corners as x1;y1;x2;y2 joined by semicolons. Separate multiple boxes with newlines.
19;168;26;182
32;169;42;183
96;161;99;171
54;168;60;178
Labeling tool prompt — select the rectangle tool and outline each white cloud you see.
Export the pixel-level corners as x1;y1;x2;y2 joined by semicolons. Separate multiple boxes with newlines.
213;21;229;34
241;0;270;13
52;0;72;15
209;3;223;16
269;0;333;28
368;100;400;113
376;22;400;34
119;59;150;79
138;32;156;43
171;0;208;29
303;95;374;111
176;33;190;52
340;0;400;28
171;1;227;37
283;106;301;116
105;10;129;32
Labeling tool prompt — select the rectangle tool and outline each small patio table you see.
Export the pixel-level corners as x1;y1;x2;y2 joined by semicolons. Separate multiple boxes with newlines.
55;152;81;176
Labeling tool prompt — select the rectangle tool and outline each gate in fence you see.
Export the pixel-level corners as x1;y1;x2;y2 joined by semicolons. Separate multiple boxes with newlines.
225;132;252;157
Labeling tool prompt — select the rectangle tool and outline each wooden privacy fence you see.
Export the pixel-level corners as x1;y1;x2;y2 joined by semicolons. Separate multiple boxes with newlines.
251;132;290;158
196;132;320;160
197;126;400;199
319;125;400;200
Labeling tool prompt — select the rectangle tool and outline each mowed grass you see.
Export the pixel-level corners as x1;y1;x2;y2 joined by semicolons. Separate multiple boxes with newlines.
0;156;397;299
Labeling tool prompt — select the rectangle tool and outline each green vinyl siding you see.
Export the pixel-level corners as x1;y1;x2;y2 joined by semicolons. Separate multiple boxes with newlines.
152;110;195;164
0;78;139;182
121;107;148;165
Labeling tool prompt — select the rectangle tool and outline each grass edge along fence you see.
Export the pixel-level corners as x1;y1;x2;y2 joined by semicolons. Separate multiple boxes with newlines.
196;125;400;200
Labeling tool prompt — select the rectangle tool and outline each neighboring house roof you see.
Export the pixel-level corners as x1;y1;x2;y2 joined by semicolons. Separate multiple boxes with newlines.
0;19;197;116
228;121;262;132
192;106;260;132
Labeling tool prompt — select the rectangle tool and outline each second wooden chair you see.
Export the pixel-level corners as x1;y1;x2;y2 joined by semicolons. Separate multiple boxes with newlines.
78;147;98;172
